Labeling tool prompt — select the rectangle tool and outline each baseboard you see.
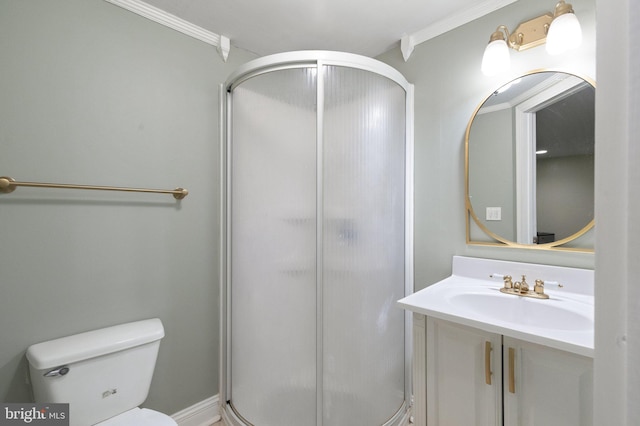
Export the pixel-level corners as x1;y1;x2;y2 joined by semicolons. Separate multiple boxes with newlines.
176;393;410;426
172;395;221;426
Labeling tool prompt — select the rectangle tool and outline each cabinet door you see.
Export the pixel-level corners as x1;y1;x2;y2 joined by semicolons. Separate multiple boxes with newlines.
503;337;593;426
426;318;502;426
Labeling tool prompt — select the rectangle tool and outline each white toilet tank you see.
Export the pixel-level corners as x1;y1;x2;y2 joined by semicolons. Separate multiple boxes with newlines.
26;318;170;426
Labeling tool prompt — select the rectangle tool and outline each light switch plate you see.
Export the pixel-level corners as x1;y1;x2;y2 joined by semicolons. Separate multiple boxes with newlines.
486;207;502;221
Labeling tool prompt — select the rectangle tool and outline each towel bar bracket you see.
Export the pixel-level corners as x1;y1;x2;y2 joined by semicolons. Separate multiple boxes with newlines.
0;176;16;194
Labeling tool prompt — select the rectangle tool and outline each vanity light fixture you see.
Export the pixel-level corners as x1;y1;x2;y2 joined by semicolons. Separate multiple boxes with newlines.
481;26;511;77
481;0;582;76
546;1;583;55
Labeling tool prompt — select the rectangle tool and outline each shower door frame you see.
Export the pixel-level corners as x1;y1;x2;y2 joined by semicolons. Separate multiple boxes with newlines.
219;51;415;426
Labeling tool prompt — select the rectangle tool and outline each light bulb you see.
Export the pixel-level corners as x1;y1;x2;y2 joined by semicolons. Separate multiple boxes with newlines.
546;11;582;55
481;39;511;76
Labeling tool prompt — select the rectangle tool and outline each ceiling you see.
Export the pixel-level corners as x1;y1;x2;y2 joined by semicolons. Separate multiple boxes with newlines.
137;0;517;58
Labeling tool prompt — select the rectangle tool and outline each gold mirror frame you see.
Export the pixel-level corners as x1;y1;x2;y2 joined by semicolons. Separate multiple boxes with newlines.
465;69;595;252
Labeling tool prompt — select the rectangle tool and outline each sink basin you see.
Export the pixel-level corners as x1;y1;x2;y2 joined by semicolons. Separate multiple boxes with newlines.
397;256;595;357
446;292;593;331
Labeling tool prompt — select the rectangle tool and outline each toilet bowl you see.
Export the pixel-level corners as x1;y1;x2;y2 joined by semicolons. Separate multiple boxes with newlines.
26;318;177;426
96;407;176;425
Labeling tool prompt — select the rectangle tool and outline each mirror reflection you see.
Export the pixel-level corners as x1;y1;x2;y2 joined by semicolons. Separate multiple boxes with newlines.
466;71;595;249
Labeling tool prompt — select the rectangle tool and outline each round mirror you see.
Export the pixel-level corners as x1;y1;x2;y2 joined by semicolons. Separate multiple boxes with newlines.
465;70;595;251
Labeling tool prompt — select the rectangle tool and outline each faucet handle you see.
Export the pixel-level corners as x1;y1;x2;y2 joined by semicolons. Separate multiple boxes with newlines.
490;273;514;289
503;275;513;289
532;279;552;299
519;275;529;293
543;280;564;289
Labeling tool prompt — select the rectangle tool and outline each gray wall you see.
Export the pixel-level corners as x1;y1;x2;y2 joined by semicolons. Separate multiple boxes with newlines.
0;0;256;414
468;108;516;241
378;0;596;290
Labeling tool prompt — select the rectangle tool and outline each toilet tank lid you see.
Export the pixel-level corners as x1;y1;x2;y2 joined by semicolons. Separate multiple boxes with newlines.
26;318;165;370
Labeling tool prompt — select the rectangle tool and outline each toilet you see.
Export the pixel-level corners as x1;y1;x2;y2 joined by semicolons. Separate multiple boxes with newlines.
26;318;177;426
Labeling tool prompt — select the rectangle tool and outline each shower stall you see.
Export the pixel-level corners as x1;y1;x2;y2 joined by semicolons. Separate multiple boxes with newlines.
220;51;414;426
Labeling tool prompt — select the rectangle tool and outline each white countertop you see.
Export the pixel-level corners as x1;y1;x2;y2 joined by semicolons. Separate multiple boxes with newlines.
398;256;594;357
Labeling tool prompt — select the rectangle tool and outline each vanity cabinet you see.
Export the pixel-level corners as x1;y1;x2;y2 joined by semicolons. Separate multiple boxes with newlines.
502;337;593;426
426;318;502;426
425;318;593;426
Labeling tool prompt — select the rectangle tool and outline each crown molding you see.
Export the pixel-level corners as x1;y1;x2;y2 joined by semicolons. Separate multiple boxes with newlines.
401;0;519;61
104;0;230;61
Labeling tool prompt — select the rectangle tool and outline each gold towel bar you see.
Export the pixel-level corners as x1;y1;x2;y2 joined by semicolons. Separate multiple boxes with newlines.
0;176;188;200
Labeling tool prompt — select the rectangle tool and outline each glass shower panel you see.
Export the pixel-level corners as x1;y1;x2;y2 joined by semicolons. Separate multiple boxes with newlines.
322;65;407;425
230;68;317;426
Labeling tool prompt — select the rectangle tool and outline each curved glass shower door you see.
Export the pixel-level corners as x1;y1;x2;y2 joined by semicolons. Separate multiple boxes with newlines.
321;65;407;425
223;52;412;426
229;67;318;425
